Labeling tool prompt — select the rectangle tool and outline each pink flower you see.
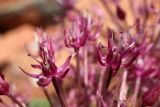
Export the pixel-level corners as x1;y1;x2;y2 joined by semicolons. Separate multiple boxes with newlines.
20;30;73;87
84;14;101;41
142;85;160;106
64;15;88;49
97;31;139;71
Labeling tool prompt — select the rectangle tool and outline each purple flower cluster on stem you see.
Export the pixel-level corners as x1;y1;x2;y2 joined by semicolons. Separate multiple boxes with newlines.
19;30;73;107
64;15;88;88
141;85;160;107
64;15;88;50
1;0;160;106
97;31;139;94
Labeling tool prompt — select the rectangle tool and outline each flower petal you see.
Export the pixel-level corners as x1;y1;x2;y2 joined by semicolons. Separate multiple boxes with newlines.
121;42;136;58
54;68;70;78
121;50;139;68
107;30;114;51
64;29;71;48
97;45;107;66
111;53;122;70
57;54;73;72
19;66;42;78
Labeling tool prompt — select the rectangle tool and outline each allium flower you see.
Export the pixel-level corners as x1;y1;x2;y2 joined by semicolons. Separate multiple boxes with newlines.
0;74;9;95
97;31;139;71
133;56;159;78
128;41;159;81
20;31;73;87
141;85;160;107
84;13;101;41
64;15;88;49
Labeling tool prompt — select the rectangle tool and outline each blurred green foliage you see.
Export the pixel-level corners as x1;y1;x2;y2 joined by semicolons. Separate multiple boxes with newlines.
29;99;50;107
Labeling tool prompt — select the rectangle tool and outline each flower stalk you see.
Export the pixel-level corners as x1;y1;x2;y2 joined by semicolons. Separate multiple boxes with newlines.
75;48;81;88
132;76;141;107
117;70;128;107
52;78;66;107
42;88;54;107
84;46;88;86
105;67;113;92
98;66;113;96
8;94;24;107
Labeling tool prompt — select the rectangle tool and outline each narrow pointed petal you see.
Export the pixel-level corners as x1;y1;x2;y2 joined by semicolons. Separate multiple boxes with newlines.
111;54;122;70
64;29;70;47
107;30;114;51
121;50;139;68
48;37;55;62
97;46;107;66
58;54;73;72
106;50;113;64
19;66;42;78
54;68;70;79
121;42;136;57
88;22;101;41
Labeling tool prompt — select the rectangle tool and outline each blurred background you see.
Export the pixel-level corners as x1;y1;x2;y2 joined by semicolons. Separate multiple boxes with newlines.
0;0;159;106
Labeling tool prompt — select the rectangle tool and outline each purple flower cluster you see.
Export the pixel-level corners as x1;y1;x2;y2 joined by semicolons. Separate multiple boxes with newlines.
64;15;88;50
97;31;139;71
0;0;160;107
20;30;73;87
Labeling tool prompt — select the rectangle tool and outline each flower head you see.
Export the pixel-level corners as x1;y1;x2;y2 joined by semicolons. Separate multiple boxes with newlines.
97;31;139;71
142;85;160;106
20;30;73;87
64;15;88;49
83;13;101;41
